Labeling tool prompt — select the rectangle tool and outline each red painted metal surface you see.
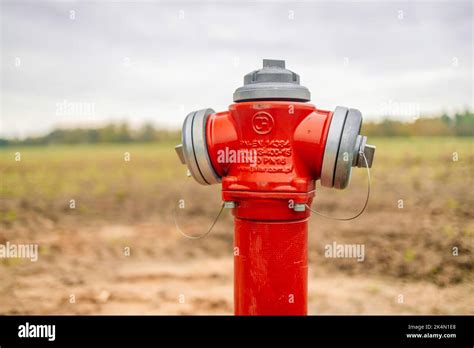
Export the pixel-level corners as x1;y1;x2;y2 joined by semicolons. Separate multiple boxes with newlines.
234;218;308;315
206;101;332;315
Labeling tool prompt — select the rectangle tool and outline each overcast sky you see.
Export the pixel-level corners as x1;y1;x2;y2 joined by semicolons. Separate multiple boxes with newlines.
1;0;472;138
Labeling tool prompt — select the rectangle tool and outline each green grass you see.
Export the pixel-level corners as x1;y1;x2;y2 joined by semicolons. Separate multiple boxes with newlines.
1;137;472;199
0;137;472;223
0;142;183;200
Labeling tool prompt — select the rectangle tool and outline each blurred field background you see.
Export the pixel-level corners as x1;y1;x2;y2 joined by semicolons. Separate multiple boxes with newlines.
0;114;473;315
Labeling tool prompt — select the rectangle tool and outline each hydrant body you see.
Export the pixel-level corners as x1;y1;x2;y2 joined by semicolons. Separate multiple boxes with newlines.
208;101;331;315
175;60;375;315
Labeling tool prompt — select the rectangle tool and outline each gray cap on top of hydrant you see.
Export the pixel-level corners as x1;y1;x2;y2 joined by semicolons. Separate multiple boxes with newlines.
233;59;311;102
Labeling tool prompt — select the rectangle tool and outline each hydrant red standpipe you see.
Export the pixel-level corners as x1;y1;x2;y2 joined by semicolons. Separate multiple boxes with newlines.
175;60;375;315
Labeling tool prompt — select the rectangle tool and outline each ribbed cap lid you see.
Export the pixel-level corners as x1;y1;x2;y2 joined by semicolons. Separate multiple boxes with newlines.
233;59;310;102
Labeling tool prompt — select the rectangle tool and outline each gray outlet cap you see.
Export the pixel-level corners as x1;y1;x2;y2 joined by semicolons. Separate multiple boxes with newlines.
321;107;375;189
333;108;362;189
233;59;311;102
179;108;221;185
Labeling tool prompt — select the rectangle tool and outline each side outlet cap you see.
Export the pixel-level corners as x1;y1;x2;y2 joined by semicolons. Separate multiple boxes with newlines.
178;108;221;185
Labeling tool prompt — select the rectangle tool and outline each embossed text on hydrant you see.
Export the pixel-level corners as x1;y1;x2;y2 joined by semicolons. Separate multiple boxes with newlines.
237;139;293;173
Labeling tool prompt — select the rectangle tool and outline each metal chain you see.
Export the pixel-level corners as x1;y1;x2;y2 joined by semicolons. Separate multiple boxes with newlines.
306;152;372;221
174;151;371;237
174;202;225;240
173;176;225;240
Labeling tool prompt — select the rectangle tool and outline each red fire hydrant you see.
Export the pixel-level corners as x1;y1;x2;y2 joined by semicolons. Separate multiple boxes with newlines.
175;59;375;315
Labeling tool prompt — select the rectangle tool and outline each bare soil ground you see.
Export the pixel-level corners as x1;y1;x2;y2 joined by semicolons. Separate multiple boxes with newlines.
1;212;472;315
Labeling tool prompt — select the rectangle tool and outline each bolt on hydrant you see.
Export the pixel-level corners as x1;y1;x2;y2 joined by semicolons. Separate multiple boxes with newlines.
175;59;375;315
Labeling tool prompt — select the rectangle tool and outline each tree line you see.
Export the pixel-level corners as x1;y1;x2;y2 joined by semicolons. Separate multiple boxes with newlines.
0;123;180;146
0;110;472;146
362;110;474;137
